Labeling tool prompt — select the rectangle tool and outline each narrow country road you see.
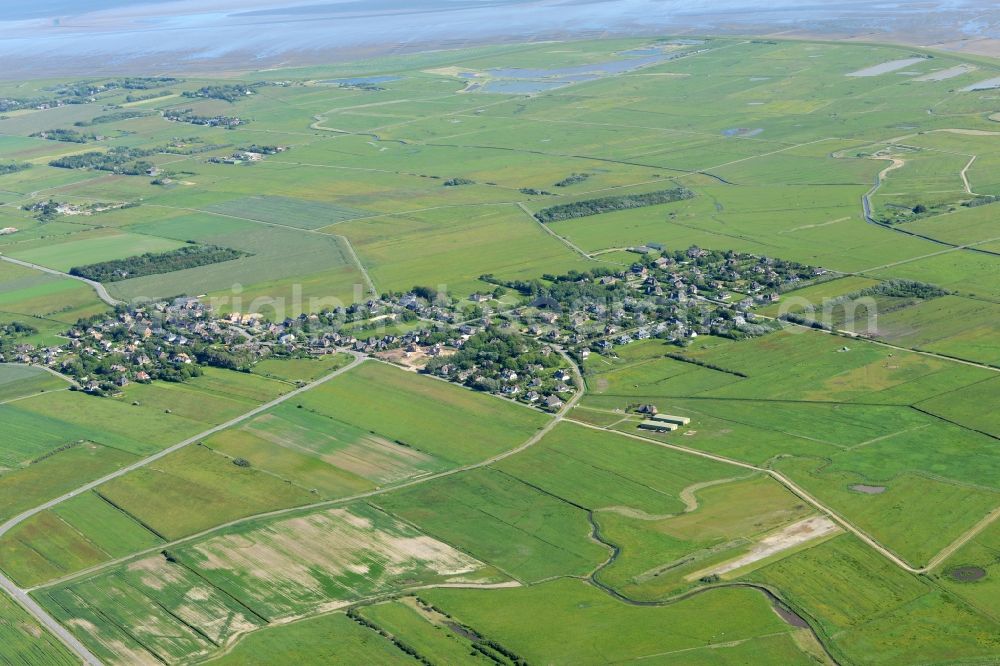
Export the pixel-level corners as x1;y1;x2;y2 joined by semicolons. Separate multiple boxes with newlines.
0;254;121;307
857;156;1000;258
335;233;378;297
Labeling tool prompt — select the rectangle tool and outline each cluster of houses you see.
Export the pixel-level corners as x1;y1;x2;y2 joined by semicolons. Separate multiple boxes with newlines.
5;297;308;394
432;359;573;412
487;247;825;354
5;244;824;413
5;288;481;395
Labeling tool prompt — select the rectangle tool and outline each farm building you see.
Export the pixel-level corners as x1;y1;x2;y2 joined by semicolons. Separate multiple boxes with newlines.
652;414;691;426
638;420;677;433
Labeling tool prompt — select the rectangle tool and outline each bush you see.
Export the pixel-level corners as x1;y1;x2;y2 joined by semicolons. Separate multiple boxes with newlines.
554;172;590;187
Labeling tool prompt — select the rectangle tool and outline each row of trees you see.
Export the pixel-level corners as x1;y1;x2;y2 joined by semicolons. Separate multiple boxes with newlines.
0;162;31;176
848;279;949;300
53;77;178;97
69;244;248;282
534;187;694;222
964;195;1000;208
554;172;590;187
74;110;150;127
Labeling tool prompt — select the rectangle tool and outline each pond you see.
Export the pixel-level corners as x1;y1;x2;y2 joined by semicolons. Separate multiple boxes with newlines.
963;76;1000;91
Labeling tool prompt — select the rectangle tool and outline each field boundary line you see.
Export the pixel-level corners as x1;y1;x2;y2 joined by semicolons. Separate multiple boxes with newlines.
516;202;594;260
334;234;377;297
0;387;69;406
570;417;1000;575
703;137;840;172
0;583;102;665
960;155;978;195
854;235;1000;273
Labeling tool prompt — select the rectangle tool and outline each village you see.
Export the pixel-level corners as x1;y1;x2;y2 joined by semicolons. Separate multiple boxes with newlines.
1;245;824;409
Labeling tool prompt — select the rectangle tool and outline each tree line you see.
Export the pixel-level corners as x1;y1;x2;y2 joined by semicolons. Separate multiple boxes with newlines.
0;162;31;176
69;244;248;282
31;128;99;143
534;187;694;223
74;110;151;127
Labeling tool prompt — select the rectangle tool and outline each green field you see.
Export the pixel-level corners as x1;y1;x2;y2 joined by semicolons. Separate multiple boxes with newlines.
0;33;998;665
295;361;548;465
575;327;1000;571
0;364;64;402
336;204;591;296
205;195;372;229
0;262;110;339
421;579;816;664
746;535;1000;664
96;444;317;540
205;612;413;665
495;421;735;515
0;590;77;666
357;598;485;664
250;352;354;382
8;229;186;272
596;475;817;600
376;467;606;582
36;503;502;664
0;441;139;525
0;489;163;587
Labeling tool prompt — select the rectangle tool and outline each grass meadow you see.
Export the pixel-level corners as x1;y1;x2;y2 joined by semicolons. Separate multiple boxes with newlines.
0;34;997;665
